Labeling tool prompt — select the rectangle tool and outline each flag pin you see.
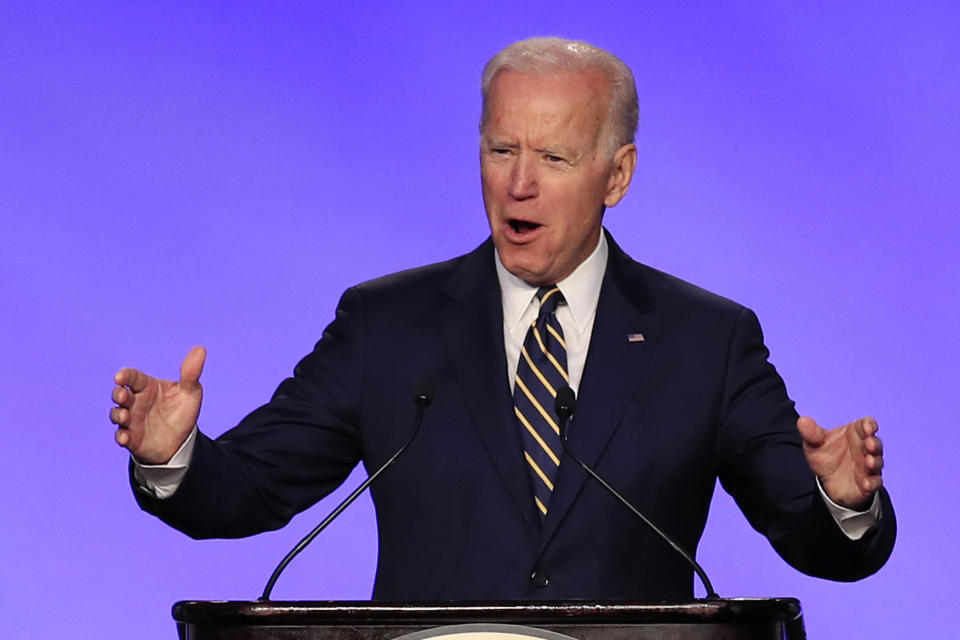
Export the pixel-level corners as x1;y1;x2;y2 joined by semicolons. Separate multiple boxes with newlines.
627;333;645;342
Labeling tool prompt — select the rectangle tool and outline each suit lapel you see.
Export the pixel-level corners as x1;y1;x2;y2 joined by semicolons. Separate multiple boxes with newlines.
439;240;539;533
540;234;662;546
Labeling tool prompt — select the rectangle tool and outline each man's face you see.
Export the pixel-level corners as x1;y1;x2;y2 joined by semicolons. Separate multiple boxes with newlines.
480;69;635;286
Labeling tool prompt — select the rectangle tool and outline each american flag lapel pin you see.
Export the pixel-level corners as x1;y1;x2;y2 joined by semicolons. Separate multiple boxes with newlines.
627;333;645;343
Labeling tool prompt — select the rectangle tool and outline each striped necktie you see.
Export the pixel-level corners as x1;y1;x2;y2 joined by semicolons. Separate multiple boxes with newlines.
514;285;568;519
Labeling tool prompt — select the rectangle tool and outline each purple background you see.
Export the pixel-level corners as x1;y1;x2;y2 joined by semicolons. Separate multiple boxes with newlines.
2;2;957;637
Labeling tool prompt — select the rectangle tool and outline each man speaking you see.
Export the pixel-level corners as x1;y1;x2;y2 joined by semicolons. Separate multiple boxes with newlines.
110;37;894;601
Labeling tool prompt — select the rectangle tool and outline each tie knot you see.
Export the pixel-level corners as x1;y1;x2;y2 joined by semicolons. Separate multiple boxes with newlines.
536;286;565;316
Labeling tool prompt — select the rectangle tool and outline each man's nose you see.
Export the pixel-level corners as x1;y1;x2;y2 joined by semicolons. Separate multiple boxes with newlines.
507;155;538;200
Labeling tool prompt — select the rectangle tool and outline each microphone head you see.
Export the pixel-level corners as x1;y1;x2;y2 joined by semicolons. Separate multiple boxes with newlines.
555;386;576;418
413;377;436;406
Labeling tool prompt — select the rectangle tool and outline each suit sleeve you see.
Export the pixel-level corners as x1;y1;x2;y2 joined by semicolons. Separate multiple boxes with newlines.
131;287;367;539
715;307;896;581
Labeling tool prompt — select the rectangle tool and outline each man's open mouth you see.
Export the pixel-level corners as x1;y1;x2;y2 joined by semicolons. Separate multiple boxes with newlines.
509;219;542;233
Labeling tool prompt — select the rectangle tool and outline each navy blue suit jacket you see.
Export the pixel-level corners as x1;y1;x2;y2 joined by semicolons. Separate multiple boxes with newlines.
135;233;895;601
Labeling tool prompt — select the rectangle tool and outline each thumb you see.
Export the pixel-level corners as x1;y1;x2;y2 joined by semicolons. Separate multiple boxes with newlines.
179;345;207;390
797;416;826;448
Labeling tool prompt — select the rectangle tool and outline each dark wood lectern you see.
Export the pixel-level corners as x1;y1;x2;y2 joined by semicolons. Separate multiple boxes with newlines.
173;599;805;640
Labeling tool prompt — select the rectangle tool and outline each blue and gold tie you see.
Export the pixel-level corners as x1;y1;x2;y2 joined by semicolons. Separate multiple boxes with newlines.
514;286;568;519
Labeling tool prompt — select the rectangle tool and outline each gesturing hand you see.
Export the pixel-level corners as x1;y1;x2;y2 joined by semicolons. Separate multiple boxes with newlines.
110;346;206;465
797;415;884;511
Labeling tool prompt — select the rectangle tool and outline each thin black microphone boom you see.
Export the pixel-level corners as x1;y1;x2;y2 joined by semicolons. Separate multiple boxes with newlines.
554;386;718;599
259;378;436;601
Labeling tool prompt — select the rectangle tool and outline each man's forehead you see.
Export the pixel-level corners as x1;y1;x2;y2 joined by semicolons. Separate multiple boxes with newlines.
484;69;608;134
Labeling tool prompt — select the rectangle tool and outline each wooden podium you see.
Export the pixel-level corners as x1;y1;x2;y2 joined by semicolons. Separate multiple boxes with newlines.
172;599;805;640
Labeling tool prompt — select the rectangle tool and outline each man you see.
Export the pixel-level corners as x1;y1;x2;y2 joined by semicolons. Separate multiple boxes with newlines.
111;37;894;601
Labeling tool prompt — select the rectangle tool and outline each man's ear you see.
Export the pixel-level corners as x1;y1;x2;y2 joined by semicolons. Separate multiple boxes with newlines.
604;143;637;207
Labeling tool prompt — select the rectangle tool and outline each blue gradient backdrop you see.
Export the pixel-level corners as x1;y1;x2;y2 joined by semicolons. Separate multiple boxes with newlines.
1;2;957;637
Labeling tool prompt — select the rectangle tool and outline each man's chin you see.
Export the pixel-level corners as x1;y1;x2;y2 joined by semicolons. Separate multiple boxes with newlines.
494;239;556;284
501;258;552;286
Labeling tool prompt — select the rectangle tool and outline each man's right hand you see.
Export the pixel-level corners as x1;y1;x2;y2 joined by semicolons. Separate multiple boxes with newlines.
110;346;206;465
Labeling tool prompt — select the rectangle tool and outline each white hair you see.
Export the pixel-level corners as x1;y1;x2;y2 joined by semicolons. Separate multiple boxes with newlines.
479;37;639;157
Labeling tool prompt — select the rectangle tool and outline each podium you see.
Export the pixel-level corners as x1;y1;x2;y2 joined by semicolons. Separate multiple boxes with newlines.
173;599;805;640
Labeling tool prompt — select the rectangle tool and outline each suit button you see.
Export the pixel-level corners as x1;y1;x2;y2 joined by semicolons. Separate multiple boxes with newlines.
529;571;549;588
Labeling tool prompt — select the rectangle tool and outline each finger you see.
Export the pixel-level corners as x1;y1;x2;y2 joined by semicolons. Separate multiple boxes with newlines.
848;419;876;458
796;416;826;447
179;345;207;390
852;416;879;440
861;474;882;493
850;419;869;443
111;385;132;408
865;454;884;474
864;435;883;456
110;406;129;426
115;367;150;393
115;428;130;447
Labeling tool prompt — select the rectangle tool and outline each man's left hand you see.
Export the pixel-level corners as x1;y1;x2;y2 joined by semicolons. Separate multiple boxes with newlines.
797;415;884;511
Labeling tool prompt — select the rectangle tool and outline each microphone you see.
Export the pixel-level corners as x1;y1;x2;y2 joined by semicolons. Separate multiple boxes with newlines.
554;386;719;599
259;378;436;601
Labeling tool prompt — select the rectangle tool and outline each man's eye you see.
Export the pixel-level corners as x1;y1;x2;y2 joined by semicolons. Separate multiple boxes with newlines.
545;154;565;163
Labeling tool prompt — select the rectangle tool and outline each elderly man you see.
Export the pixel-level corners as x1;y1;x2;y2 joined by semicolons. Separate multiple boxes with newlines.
112;37;894;601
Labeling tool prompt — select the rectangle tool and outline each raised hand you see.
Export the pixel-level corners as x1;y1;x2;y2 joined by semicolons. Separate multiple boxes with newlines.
797;415;884;511
110;346;206;465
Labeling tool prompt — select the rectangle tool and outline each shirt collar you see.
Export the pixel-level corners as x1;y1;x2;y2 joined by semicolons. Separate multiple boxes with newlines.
495;231;608;334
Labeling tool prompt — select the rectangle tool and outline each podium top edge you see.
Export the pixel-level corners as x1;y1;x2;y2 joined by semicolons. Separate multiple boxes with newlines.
172;598;802;625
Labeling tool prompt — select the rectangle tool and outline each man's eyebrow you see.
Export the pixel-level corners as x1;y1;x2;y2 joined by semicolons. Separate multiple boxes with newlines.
536;144;578;158
483;138;518;148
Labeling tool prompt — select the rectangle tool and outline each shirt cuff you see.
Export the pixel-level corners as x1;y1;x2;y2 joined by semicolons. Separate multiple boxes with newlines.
816;477;882;541
131;426;198;500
